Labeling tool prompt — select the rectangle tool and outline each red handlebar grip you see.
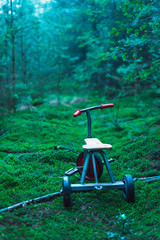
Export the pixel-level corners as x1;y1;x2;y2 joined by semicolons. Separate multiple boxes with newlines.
101;103;114;109
73;110;82;117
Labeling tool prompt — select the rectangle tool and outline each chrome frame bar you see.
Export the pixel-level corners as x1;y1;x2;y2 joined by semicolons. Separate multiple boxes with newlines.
71;181;124;192
101;151;116;183
92;153;98;183
80;152;91;184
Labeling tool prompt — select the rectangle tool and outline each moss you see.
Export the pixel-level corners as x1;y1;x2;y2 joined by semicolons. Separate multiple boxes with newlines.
0;93;159;239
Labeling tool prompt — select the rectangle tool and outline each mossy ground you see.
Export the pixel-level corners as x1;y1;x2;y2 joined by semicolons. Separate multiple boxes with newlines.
0;92;160;240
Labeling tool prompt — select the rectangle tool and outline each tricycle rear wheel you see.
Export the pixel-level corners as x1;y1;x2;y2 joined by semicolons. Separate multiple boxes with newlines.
123;174;135;202
62;176;72;207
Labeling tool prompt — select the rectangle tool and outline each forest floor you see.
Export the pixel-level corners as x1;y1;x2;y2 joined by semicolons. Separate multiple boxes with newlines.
0;91;160;240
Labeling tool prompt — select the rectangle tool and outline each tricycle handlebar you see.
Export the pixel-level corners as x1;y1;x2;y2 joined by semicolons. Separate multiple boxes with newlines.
100;103;114;109
73;110;82;117
73;103;114;117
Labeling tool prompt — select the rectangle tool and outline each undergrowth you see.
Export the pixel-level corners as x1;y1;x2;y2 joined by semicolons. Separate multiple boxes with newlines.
0;92;159;239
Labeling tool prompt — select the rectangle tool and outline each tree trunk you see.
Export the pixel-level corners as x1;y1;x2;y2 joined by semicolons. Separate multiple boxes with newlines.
56;63;61;105
21;26;27;83
133;47;138;106
2;0;12;109
10;0;16;110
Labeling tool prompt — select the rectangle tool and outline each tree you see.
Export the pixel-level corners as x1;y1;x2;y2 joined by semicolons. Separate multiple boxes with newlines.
104;0;160;96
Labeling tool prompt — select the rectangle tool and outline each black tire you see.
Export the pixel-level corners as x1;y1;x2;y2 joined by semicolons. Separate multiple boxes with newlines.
77;152;103;180
62;176;72;207
123;174;135;203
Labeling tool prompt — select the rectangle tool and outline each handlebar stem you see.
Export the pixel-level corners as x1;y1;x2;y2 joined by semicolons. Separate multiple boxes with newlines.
86;110;92;138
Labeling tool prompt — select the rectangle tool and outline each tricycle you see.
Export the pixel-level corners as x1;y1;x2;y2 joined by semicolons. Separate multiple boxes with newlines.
63;103;135;207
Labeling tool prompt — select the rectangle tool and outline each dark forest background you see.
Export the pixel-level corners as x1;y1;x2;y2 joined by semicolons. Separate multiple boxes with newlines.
0;1;160;239
0;0;160;111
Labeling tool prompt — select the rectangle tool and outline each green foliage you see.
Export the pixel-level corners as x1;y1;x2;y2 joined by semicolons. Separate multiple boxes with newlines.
0;0;160;109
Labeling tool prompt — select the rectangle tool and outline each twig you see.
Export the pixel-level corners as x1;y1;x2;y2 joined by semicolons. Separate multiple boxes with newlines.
54;145;80;154
0;131;8;138
79;199;89;207
74;174;81;180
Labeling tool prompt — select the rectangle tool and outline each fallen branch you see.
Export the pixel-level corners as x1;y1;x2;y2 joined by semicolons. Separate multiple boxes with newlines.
0;190;62;213
0;145;79;155
133;175;160;183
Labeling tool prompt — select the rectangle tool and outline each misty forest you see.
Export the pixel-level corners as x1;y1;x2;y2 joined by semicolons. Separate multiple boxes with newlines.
0;0;160;239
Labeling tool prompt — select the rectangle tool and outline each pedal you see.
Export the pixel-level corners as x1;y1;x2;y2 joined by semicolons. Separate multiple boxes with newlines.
108;158;115;163
65;167;79;176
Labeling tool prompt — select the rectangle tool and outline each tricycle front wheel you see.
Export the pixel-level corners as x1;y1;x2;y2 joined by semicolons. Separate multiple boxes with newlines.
77;152;103;180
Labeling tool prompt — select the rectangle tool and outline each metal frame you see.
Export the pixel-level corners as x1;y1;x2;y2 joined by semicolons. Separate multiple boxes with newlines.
80;150;116;184
71;149;123;192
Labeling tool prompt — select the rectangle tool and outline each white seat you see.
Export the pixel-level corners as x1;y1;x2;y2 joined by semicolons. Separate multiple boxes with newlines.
82;138;112;150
